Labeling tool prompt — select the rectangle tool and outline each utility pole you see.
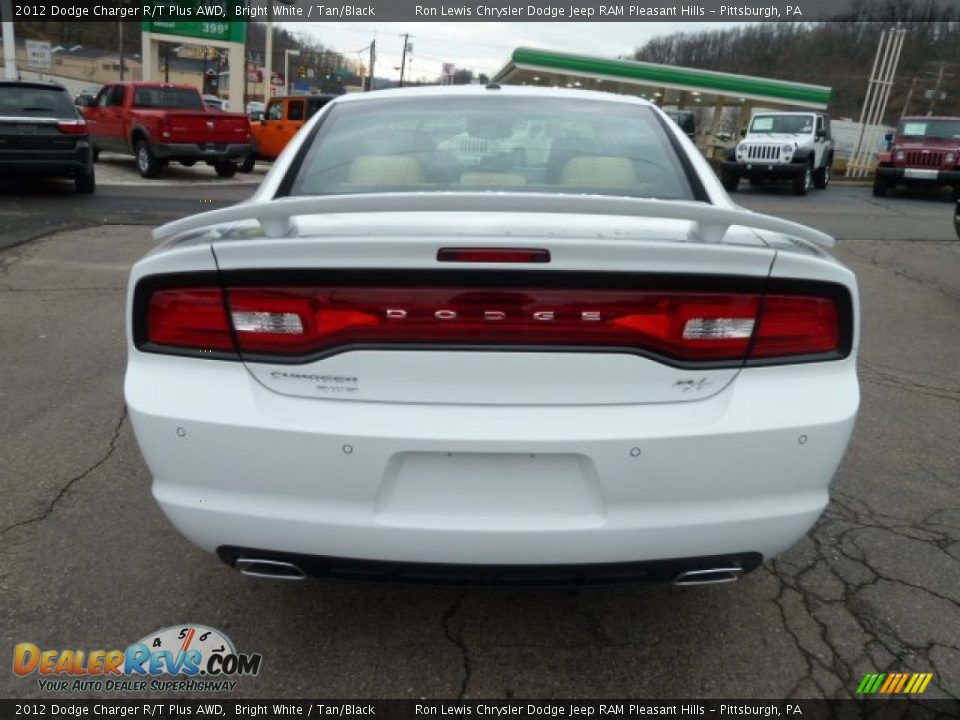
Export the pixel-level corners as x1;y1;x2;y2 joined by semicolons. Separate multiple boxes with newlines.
367;39;375;91
118;21;125;80
900;77;917;120
398;33;409;88
265;14;273;103
926;61;951;116
1;0;17;80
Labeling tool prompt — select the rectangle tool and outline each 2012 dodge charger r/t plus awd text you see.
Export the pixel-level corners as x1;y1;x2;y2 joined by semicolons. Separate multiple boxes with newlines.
125;87;859;586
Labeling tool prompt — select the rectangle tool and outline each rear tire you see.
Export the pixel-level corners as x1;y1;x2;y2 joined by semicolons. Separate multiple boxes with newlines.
951;185;960;202
792;162;813;196
872;175;889;197
135;140;161;179
180;159;197;167
75;165;95;194
749;178;763;187
214;161;238;178
91;147;99;163
813;161;831;189
721;171;739;192
239;153;256;173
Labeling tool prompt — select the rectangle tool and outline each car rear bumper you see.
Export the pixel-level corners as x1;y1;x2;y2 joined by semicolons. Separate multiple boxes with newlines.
126;353;858;570
216;546;763;586
722;161;807;178
0;146;92;176
875;166;960;184
152;142;252;161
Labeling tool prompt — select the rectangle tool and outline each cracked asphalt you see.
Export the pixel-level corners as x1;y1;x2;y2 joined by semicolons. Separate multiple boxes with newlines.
0;181;957;700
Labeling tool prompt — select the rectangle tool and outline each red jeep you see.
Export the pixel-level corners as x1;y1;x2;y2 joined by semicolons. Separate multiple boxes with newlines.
874;116;960;200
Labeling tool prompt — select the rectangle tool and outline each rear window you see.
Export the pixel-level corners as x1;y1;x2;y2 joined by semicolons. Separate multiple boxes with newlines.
0;85;75;118
133;87;204;110
288;95;697;201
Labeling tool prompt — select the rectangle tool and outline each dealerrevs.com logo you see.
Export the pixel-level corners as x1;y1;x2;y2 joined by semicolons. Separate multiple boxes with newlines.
13;625;262;692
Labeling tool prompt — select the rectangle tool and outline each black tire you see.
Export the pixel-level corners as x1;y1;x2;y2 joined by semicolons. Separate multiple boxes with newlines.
872;175;888;197
951;185;960;203
75;165;95;194
91;147;99;163
239;153;256;173
813;160;831;189
135;139;161;179
721;171;739;192
180;159;197;167
749;178;763;187
214;161;237;178
792;162;813;196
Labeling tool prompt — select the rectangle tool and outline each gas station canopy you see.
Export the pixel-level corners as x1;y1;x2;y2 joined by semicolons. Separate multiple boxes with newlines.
493;47;831;110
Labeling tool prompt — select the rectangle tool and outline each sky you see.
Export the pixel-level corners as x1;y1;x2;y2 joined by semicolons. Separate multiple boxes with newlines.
280;22;732;82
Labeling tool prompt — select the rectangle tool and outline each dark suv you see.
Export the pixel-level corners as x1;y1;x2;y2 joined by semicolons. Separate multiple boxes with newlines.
0;80;95;193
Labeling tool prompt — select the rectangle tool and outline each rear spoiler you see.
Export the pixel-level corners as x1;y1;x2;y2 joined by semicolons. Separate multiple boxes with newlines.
153;193;835;249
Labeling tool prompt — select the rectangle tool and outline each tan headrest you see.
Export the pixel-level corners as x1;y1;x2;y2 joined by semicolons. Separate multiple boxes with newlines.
347;155;425;186
559;156;639;187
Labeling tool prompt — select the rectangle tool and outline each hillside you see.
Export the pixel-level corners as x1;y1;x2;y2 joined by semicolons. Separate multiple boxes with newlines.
634;14;960;121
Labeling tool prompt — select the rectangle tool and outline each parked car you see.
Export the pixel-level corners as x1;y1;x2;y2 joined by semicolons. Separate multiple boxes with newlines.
78;81;252;178
202;94;229;112
126;86;859;586
74;87;100;107
722;110;834;195
0;80;95;193
664;109;695;140
873;116;960;200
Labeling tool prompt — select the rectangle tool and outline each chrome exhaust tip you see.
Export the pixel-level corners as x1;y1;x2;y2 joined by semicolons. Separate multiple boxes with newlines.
673;566;743;586
235;558;306;581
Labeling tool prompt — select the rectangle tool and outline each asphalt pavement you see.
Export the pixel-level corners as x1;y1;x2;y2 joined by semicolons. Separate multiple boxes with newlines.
0;178;957;700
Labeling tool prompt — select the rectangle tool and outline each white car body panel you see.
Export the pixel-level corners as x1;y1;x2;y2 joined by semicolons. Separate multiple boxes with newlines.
125;86;860;581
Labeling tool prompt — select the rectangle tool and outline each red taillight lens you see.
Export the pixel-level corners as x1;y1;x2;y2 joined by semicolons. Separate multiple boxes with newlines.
147;288;233;351
140;283;844;364
224;287;762;361
437;248;551;263
56;120;87;134
752;295;839;358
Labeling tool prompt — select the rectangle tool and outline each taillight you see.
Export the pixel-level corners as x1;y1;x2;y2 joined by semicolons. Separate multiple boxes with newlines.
222;287;760;360
147;288;233;351
139;282;846;365
56;120;87;134
752;295;839;358
437;248;551;263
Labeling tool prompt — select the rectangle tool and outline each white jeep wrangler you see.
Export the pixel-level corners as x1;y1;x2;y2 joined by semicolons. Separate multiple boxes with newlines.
721;111;834;196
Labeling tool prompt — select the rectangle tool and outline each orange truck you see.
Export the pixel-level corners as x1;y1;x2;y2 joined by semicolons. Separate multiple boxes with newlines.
242;94;336;171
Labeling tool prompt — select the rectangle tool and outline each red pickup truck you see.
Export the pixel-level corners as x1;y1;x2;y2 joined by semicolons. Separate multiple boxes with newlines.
874;116;960;200
79;82;252;179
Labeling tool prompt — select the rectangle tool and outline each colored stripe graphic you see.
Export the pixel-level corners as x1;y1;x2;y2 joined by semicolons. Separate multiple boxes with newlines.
858;672;932;694
856;673;881;693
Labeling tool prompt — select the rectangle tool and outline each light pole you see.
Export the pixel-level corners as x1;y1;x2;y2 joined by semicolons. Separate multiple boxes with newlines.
264;18;273;103
284;49;300;97
1;0;16;80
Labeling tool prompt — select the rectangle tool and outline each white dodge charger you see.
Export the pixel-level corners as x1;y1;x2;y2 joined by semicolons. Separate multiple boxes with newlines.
126;86;859;586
